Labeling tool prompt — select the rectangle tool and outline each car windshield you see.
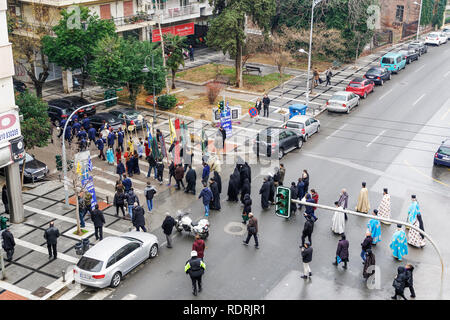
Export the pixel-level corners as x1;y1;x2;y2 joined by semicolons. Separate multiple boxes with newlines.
103;116;119;123
438;146;450;156
123;110;140;118
381;57;394;64
428;33;438;38
120;236;143;244
367;68;380;75
286;122;305;129
77;256;103;272
348;82;362;87
20;153;34;165
331;95;347;101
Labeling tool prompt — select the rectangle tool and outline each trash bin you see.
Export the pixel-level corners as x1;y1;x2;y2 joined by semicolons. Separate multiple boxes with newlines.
82;238;90;253
75;242;84;255
0;217;8;230
288;104;308;119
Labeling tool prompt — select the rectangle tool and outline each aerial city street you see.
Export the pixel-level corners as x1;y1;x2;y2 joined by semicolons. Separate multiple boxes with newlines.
0;0;449;305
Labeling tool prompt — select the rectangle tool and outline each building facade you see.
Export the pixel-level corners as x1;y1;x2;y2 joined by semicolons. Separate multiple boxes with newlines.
380;0;422;41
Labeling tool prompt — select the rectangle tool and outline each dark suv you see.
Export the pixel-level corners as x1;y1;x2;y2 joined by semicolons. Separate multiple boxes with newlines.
408;41;428;55
252;127;303;159
47;96;96;119
88;113;124;132
434;139;450;167
47;103;76;127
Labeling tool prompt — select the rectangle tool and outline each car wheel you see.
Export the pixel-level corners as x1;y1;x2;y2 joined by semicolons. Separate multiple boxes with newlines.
176;225;182;232
296;138;303;149
149;243;158;259
380;79;384;86
316;125;320;133
202;232;209;240
356;100;360;106
278;148;284;159
110;272;122;288
363;92;367;99
303;134;308;142
388;74;392;80
346;107;350;114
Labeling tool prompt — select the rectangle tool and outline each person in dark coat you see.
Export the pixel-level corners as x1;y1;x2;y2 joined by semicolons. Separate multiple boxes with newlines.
113;190;126;217
44;222;60;259
262;94;270;117
391;266;408;300
202;162;210;184
126;188;139;219
227;168;240;201
132;152;140;175
301;214;314;246
290;182;298;215
363;249;376;280
185;250;206;296
175;163;185;190
132;203;147;232
168;161;176;186
239;164;250;191
185;165;197;195
96;137;105;160
268;175;275;205
209;178;221;210
198;182;213;216
146;153;157;178
107;131;115;149
242;213;259;248
116;160;125;180
213;170;222;194
91;204;105;240
162;213;176;248
219;126;227;150
300;242;313;279
361;231;373;262
126;155;134;176
304;193;317;221
297;178;305;210
121;174;132;193
255;98;262;115
242;193;252;224
192;234;206;260
2;227;15;261
240;178;250;204
259;177;270;209
302;169;310;192
405;264;416;298
333;234;349;269
2;184;9;215
156;158;164;185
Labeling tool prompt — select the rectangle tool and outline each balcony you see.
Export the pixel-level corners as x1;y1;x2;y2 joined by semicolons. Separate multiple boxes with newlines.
111;13;155;32
151;4;201;24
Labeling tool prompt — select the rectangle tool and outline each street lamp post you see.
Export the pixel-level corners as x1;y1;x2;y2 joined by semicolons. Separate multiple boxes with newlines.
414;0;423;40
142;54;157;124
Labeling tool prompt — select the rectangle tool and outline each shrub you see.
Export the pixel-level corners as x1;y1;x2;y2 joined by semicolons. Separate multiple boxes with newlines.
206;81;224;104
157;94;177;110
446;17;450;24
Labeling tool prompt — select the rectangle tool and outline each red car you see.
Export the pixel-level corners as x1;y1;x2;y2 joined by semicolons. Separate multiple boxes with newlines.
345;77;374;99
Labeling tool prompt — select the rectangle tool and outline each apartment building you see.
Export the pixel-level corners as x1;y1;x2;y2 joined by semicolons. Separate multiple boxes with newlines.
379;0;422;41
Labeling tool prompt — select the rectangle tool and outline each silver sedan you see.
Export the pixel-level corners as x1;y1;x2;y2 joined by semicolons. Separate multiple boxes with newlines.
326;91;360;113
73;231;159;288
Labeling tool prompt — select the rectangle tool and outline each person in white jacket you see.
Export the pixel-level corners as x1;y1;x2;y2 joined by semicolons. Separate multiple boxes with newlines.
331;201;345;235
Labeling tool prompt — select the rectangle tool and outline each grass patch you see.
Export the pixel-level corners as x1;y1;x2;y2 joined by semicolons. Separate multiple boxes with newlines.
176;63;293;93
73;229;89;235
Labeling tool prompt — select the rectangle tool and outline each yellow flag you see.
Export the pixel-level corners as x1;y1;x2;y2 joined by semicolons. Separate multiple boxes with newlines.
169;117;176;144
76;161;81;176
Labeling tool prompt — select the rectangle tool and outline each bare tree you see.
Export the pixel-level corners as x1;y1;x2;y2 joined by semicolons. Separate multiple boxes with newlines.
152;0;171;94
271;33;293;90
347;0;374;63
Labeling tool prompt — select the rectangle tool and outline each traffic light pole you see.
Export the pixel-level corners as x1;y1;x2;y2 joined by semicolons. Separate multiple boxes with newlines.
291;199;444;278
62;97;118;208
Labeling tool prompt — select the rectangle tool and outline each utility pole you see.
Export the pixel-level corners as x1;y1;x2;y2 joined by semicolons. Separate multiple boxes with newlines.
416;0;423;40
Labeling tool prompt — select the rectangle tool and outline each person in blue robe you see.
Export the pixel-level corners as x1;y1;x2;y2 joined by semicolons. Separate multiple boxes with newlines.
407;195;420;225
367;209;381;244
390;224;408;261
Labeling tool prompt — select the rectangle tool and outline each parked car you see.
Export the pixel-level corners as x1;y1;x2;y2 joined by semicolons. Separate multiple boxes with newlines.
408;41;428;55
424;32;447;46
88;112;124;132
345;77;375;99
380;52;406;74
109;108;147;130
283;115;320;142
397;47;419;64
326;91;360;114
13;79;27;93
433;139;450;167
63;96;96;116
47;103;76;127
0;153;48;182
252;127;303;159
442;27;450;40
73;231;159;288
364;67;391;85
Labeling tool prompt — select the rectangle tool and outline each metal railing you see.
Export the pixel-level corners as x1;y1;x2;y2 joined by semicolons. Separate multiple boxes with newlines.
111;13;152;27
160;4;200;21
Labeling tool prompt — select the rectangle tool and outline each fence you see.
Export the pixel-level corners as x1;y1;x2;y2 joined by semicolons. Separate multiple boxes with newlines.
373;30;393;48
402;21;419;39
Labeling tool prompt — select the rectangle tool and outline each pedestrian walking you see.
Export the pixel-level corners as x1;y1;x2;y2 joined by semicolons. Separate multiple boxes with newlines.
185;250;206;296
83;192;93;217
242;213;259;249
2;184;9;215
122;174;132;192
156;158;164;185
297;178;305;210
311;189;319;215
279;164;285;186
242;194;252;224
227;168;240;202
185;165;197;195
201;162;210;184
313;68;320;88
126;188;139;219
106;147;114;165
268;175;275;205
333;234;349;269
162;212;176;248
192;234;206;260
146;153;157;179
198;182;213;217
44;222;60;259
367;209;381;244
113;189;126;217
65;124;72;145
72;119;81;136
378;188;391;224
405;264;416;298
240;178;250;204
363;249;376;280
115;148;122;165
407;194;421;226
117;127;124;152
137;137;144;158
132;203;147;232
304;193;317;221
239;163;251;191
107;130;115;149
255;98;262;115
331;201;345;234
390;224;408;261
57;119;66;138
302;170;309;192
87;125;96;147
259;177;270;209
361;231;373;262
144;182;157;212
168;161;176;186
218;126;226;151
337;188;349;220
188;45;195;61
325;68;333;86
262;94;270;117
1;227;15;261
132;151;140;175
300;242;313;279
95;136;105;161
115;180;124;193
78;195;86;228
407;206;426;248
290;182;298;215
209;178;221;211
82;114;90;131
212;169;222;195
273;167;281;187
91;204;105;240
301;213;314;246
356;182;370;213
175;163;185;190
391;267;408;300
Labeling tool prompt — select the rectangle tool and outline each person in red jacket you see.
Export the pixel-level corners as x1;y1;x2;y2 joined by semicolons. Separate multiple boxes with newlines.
192;234;206;260
311;189;319;212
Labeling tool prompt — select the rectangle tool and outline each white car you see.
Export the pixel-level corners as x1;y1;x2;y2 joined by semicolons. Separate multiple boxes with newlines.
424;32;447;45
283;115;320;142
442;27;450;40
73;231;159;288
326;91;360;114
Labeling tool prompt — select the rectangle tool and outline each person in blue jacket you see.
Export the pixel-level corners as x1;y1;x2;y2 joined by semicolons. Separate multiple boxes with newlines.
202;162;210;184
117;127;124;152
82;115;90;131
107;131;116;149
96;137;105;160
88;124;97;147
198;182;213;217
117;160;126;180
77;127;87;140
122;174;132;192
64;124;72;144
72;119;81;136
57;118;67;138
72;113;78;123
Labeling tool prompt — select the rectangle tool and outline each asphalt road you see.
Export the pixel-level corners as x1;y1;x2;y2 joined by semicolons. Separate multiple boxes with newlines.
95;42;450;300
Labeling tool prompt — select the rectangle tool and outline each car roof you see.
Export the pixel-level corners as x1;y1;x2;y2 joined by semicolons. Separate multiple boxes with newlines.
366;66;383;72
65;96;89;102
332;91;352;96
83;236;131;261
350;77;365;83
287;115;312;123
382;52;401;58
92;112;119;119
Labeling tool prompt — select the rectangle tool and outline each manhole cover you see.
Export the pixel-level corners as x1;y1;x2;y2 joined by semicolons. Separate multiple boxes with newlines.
229;226;243;232
224;222;246;236
32;286;51;298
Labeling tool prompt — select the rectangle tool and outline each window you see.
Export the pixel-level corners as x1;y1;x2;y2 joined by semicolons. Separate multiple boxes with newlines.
397;57;402;63
100;4;111;19
77;257;103;272
396;5;404;22
123;1;134;17
286;122;304;130
381;57;394;64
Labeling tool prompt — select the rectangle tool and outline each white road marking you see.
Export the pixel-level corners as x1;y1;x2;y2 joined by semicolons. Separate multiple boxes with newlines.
92;167;147;186
0;280;39;300
366;130;386;147
121;293;138;300
415;65;426;73
326;124;347;140
379;88;393;100
88;288;114;300
412;93;426;106
444;70;450;78
15;238;78;263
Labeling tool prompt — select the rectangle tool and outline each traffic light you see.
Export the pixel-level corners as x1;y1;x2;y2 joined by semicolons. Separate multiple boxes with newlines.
275;186;291;218
218;100;224;113
104;89;117;107
55;155;62;171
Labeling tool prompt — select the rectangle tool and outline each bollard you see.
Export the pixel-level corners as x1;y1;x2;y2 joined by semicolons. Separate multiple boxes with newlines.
106;196;109;204
62;270;66;282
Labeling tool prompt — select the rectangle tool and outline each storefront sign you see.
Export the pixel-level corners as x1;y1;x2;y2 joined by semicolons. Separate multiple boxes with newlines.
152;22;195;42
0;110;21;144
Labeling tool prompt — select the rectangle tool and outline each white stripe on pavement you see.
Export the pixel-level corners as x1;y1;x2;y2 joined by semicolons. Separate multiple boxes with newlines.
88;288;114;300
412;94;426;106
366;130;386;147
92;167;147;186
326;124;347;140
379;88;393;100
121;293;138;300
0;280;39;300
444;70;450;78
415;65;426;73
14;238;78;264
